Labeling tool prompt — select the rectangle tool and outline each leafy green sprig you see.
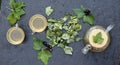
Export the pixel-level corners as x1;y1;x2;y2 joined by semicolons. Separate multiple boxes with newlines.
7;0;25;26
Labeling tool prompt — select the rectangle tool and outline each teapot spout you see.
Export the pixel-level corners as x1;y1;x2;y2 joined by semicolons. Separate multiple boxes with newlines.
105;23;115;33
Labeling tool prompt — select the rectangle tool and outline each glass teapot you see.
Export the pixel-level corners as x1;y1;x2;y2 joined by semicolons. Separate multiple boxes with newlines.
82;24;114;54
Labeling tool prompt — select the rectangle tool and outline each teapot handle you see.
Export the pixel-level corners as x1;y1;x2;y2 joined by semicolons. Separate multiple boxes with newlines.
105;23;115;33
81;44;92;54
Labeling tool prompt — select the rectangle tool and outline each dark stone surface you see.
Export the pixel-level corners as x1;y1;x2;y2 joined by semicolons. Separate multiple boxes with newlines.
0;0;120;65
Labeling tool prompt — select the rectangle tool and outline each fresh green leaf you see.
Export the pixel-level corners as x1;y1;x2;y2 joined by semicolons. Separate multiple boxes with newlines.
70;15;77;20
72;24;82;31
15;9;25;15
15;2;25;9
67;38;74;43
73;9;84;18
33;38;44;50
10;0;15;9
67;30;74;35
83;13;95;26
56;30;62;36
7;13;17;26
49;40;56;47
13;9;25;20
38;49;52;65
63;25;69;30
63;46;73;55
57;44;64;48
62;33;70;40
48;18;57;23
93;32;104;44
72;32;78;36
73;6;85;18
75;37;82;42
54;23;63;29
68;18;79;24
45;6;54;16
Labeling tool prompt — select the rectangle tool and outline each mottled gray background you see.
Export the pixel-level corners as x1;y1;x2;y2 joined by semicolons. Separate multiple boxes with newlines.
0;0;120;65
